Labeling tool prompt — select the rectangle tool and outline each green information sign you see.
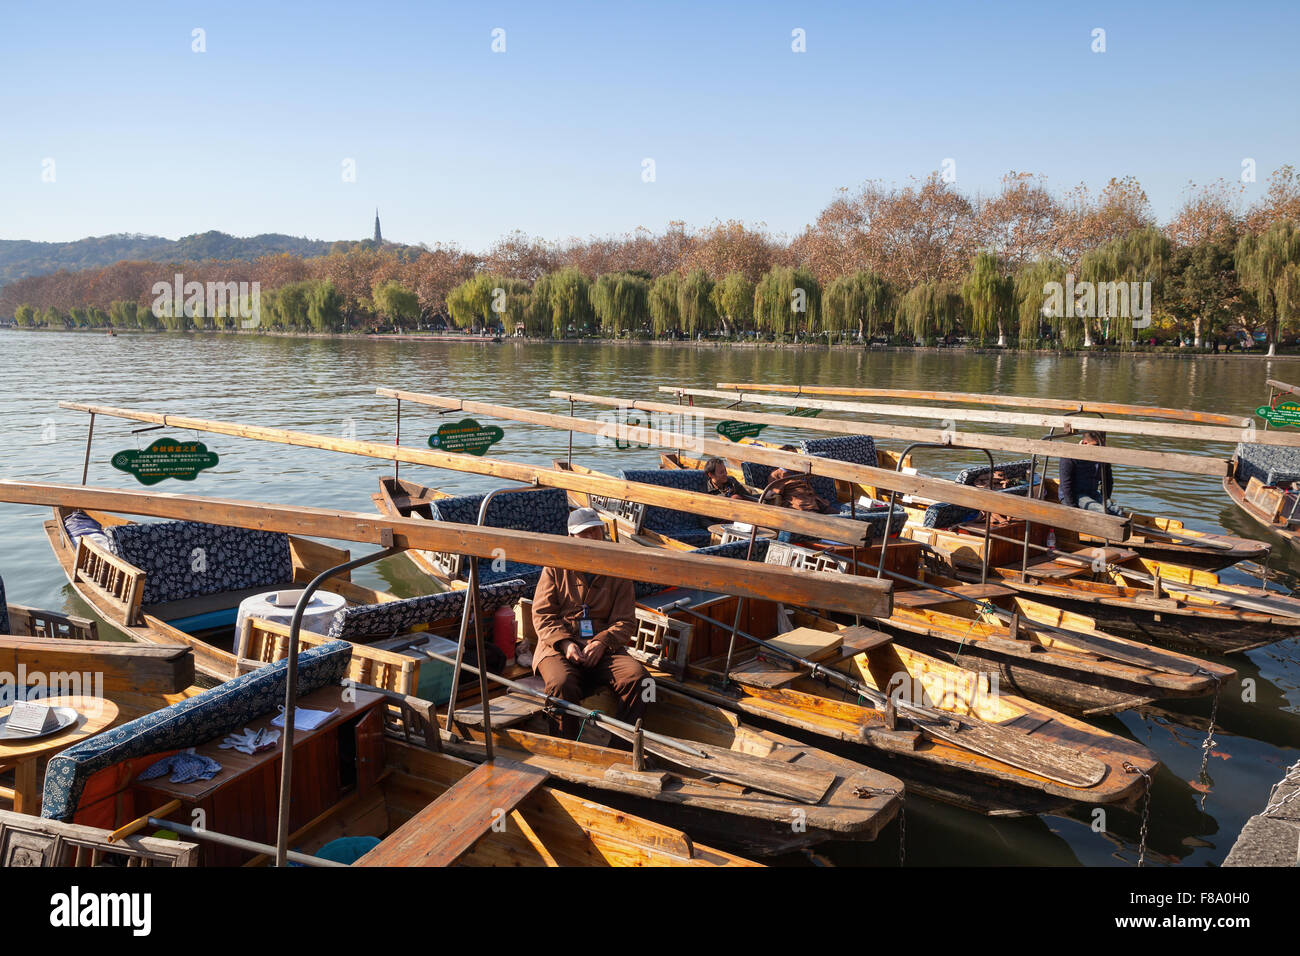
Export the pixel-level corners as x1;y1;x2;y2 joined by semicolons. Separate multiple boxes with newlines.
1257;401;1300;428
111;438;219;485
428;418;505;456
715;407;821;442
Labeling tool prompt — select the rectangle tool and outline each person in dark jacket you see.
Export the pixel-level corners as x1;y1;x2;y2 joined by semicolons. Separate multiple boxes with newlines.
1058;432;1124;515
702;457;754;500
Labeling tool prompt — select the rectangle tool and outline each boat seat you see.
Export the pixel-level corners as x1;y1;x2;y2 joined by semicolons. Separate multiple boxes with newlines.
617;469;715;545
325;579;530;643
767;627;843;662
1234;442;1300;488
1022;560;1089;580
452;684;549;729
355;757;549;867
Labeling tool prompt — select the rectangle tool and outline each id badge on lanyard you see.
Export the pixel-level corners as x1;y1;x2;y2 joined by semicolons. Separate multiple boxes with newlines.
579;603;594;639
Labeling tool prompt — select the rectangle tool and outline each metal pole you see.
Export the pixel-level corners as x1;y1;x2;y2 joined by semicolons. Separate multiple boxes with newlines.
394;399;401;480
274;544;400;868
154;818;347;867
80;413;96;485
568;399;574;464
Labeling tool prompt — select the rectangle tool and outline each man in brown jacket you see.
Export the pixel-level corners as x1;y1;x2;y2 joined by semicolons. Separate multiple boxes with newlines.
531;507;649;738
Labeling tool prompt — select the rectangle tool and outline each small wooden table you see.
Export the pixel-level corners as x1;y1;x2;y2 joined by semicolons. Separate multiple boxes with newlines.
0;696;120;814
708;523;778;546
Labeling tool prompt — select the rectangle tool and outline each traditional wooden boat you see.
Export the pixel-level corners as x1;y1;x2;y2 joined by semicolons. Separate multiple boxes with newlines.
907;522;1300;655
33;641;754;867
238;601;903;857
630;591;1158;815
43;505;435;683
664;443;1268;572
553;458;1235;716
1223;437;1300;552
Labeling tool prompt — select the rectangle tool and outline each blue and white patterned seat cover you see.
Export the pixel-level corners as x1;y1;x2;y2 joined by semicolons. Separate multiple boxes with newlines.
325;579;531;642
428;488;570;586
41;641;352;821
0;572;8;634
103;520;293;606
799;435;878;468
954;459;1034;486
632;538;774;600
1235;443;1300;488
618;469;714;547
923;502;982;528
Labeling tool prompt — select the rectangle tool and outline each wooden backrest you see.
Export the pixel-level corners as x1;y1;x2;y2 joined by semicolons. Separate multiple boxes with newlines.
73;537;145;625
0;809;197;867
238;617;420;696
4;604;98;641
1245;476;1287;522
631;608;693;675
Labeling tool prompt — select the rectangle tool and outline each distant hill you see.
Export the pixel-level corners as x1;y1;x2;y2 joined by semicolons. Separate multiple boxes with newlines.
0;231;345;287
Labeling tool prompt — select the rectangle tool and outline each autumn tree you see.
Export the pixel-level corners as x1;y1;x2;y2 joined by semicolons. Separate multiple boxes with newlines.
372;279;419;332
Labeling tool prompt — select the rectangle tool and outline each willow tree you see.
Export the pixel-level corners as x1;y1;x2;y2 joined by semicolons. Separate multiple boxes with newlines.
899;280;964;343
709;271;754;334
591;272;651;337
825;269;892;340
491;277;532;334
1079;226;1171;345
649;273;681;337
1235;220;1300;356
306;280;345;332
447;274;494;329
961;252;1015;346
373;279;419;332
13;304;36;327
1014;259;1065;348
754;266;820;339
677;269;717;337
547;267;595;336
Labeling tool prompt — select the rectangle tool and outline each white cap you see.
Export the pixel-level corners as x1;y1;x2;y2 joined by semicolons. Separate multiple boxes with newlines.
567;507;605;535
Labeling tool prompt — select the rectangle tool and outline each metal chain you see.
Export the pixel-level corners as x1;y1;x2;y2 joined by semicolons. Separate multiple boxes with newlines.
1123;761;1152;867
1198;677;1221;786
853;785;905;865
1261;757;1300;818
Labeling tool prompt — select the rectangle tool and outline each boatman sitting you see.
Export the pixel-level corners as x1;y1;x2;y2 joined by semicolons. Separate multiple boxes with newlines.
531;507;650;739
702;457;754;500
1058;432;1124;516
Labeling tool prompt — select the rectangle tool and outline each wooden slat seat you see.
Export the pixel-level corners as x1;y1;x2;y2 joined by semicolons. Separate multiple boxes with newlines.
452;689;549;729
893;584;1016;610
355;758;549;867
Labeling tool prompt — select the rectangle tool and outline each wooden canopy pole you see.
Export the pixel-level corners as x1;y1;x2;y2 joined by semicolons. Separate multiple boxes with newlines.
714;382;1251;428
55;402;872;547
669;388;1287;446
549;390;1227;478
0;480;892;618
374;388;1130;539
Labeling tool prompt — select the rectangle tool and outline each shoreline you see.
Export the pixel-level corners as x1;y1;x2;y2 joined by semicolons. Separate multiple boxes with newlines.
6;326;1299;361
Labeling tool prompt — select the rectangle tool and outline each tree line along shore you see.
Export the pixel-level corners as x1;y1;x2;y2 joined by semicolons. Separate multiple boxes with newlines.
4;169;1299;353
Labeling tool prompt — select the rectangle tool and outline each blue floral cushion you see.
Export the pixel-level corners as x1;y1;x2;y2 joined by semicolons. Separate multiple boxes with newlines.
428;488;570;584
632;539;773;600
618;469;714;541
104;521;293;606
799;435;878;469
955;460;1034;486
0;573;8;635
923;502;982;528
325;579;530;642
1235;443;1300;488
41;640;352;821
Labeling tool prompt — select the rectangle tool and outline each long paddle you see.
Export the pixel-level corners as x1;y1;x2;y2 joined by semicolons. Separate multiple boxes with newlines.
663;604;1108;789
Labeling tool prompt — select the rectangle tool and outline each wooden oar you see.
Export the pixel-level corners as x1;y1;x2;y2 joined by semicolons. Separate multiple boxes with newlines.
665;604;1108;789
420;649;834;804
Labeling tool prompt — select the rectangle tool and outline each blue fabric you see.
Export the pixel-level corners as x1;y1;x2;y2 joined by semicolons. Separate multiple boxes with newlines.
690;538;772;562
325;579;530;642
1235;442;1300;488
428;488;570;584
63;510;110;549
954;459;1034;486
137;749;223;784
104;520;293;606
41;640;352;821
0;573;8;635
317;835;380;864
799;435;878;469
923;502;981;528
618;469;714;542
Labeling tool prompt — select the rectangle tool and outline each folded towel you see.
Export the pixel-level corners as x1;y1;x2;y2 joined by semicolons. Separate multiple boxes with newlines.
270;705;339;731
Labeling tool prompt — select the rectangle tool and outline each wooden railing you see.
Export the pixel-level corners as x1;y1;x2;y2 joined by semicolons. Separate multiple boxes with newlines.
238;617;421;696
73;538;144;625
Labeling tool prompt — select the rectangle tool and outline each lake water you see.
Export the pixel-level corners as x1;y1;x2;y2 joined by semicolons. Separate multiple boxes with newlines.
2;330;1297;866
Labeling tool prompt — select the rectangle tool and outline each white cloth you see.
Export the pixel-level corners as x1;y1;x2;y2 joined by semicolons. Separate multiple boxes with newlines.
234;589;347;656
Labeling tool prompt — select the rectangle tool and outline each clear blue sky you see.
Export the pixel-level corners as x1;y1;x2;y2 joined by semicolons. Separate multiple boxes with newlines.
1;0;1297;249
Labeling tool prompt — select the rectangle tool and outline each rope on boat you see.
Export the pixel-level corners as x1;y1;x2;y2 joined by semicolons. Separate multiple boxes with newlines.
575;709;603;742
1122;761;1153;867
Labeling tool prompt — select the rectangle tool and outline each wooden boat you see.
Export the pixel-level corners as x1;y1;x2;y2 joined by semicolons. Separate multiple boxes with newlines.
34;642;755;867
630;592;1158;816
559;458;1235;716
664;447;1268;572
240;595;903;857
907;522;1300;655
1223;437;1300;552
43;505;412;683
